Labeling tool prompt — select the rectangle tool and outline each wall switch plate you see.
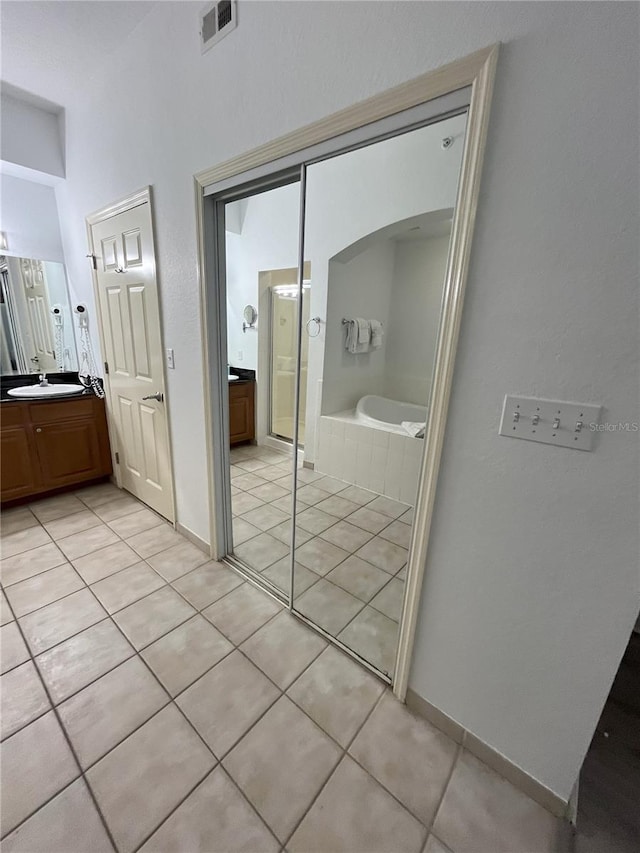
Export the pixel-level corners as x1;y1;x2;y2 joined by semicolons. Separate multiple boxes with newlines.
237;350;243;361
166;348;175;369
499;395;602;451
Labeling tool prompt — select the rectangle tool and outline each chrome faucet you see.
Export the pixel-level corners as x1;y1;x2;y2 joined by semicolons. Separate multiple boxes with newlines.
38;373;49;387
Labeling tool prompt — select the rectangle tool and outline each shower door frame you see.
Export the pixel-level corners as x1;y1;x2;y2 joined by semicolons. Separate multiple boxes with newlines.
195;44;499;698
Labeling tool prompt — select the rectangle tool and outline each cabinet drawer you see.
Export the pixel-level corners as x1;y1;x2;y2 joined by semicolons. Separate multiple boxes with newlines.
0;404;26;428
29;397;95;424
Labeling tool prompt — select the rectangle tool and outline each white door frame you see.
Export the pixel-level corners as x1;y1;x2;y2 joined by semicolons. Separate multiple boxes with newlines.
85;186;177;525
194;46;498;698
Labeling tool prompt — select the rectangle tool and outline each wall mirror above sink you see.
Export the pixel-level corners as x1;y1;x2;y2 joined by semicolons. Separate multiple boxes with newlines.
0;254;78;376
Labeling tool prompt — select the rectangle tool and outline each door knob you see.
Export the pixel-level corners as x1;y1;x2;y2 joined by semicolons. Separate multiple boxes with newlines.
142;391;164;402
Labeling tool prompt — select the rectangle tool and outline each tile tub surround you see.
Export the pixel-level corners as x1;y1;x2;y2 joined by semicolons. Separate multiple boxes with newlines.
317;412;424;504
229;443;411;675
1;482;570;851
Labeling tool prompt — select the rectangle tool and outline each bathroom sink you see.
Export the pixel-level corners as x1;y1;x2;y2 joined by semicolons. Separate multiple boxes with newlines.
228;374;239;381
7;384;86;399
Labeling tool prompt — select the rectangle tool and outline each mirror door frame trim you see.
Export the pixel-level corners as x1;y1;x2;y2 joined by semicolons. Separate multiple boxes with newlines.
195;45;499;699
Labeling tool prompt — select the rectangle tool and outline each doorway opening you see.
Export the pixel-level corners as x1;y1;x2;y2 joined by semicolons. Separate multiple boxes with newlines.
268;277;310;447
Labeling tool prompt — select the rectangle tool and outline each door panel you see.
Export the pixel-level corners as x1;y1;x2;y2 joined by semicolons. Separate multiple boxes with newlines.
91;199;174;521
224;182;301;596
290;114;468;678
19;259;58;372
128;286;151;378
106;285;129;372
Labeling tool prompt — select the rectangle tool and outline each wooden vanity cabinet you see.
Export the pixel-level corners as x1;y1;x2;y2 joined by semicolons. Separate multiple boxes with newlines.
229;380;255;445
1;396;112;503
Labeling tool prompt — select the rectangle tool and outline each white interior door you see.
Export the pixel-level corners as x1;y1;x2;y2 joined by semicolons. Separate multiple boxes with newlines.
16;258;58;372
90;198;174;521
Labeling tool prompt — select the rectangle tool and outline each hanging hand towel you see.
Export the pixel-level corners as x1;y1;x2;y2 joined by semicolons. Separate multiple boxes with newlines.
370;319;384;349
345;319;370;353
356;318;371;345
345;320;358;353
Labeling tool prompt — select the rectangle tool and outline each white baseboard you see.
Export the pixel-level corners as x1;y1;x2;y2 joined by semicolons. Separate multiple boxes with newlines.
175;522;211;556
406;688;570;819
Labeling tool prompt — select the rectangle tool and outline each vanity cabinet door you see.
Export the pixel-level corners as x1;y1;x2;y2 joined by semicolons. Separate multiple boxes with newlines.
33;418;107;488
229;381;255;445
0;426;40;500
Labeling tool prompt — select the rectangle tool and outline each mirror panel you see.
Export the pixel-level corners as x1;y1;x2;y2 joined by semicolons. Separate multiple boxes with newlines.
0;255;78;375
224;181;302;595
292;113;468;676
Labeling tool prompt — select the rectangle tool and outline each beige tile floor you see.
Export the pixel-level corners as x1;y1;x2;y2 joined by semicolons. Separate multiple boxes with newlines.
230;444;411;675
1;483;568;852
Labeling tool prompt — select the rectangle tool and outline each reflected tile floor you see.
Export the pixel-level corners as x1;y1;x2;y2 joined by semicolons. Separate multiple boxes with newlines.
1;484;568;852
230;444;409;675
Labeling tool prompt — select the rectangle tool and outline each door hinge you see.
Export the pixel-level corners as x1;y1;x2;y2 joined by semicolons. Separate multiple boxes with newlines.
86;253;97;270
115;452;120;464
104;361;109;375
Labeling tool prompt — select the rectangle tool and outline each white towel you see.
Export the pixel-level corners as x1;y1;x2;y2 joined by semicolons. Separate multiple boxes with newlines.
401;421;426;438
345;319;370;354
356;318;371;345
370;319;384;349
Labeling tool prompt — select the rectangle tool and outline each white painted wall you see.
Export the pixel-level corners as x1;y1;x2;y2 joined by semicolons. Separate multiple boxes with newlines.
43;261;78;371
321;240;395;415
304;116;465;460
225;118;464;455
0;92;65;178
11;1;637;801
0;173;65;262
225;184;300;373
385;235;451;406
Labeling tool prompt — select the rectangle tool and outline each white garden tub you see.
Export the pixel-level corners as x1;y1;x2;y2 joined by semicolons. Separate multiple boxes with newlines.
355;395;427;434
316;395;427;504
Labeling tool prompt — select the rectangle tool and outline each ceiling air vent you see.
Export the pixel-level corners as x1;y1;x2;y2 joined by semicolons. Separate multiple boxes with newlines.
200;0;237;53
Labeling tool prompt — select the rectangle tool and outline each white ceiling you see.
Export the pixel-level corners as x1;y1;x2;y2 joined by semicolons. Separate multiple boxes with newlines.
0;1;159;108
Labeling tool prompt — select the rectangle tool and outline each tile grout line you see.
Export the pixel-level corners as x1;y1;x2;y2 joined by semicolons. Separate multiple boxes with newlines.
4;569;275;844
0;590;120;852
4;545;286;720
4;476;416;847
234;493;408;575
3;501;301;846
277;685;392;849
5;471;402;675
86;576;297;849
129;513;421;842
422;740;464;847
4;526;216;644
229;484;406;674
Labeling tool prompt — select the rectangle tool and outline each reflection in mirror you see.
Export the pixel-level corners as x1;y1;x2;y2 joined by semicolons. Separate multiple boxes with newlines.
224;181;302;595
242;304;257;329
0;255;78;375
292;113;468;677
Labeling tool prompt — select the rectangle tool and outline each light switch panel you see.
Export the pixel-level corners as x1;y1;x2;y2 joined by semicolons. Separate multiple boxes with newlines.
166;348;175;369
499;395;602;451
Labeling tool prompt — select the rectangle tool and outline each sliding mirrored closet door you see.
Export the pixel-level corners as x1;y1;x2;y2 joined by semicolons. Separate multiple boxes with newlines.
224;181;302;596
218;110;469;679
290;113;468;677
